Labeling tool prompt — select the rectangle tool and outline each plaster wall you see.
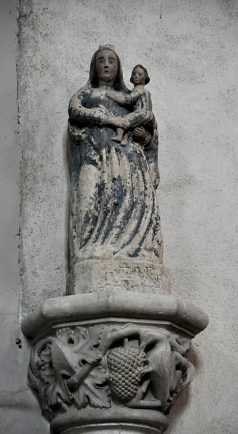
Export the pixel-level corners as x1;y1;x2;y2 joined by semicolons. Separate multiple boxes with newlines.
1;0;238;432
0;0;48;432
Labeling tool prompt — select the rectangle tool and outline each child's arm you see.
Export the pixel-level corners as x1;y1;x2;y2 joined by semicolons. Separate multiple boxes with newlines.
126;89;144;105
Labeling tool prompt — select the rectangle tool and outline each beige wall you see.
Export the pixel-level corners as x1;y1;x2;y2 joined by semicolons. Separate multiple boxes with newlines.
1;0;238;432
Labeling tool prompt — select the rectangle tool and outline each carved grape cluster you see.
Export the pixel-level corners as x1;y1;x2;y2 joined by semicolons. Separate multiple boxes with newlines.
107;346;147;402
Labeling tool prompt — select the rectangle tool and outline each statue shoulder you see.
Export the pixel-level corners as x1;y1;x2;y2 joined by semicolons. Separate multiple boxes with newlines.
69;83;91;112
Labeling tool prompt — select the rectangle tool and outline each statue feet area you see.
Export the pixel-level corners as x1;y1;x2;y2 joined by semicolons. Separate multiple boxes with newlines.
22;292;208;434
67;259;171;295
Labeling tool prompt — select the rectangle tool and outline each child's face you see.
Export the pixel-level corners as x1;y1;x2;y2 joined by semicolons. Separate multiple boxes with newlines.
131;67;145;85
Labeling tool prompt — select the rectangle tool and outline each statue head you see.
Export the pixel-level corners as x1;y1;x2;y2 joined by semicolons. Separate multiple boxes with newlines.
89;45;128;92
130;64;150;85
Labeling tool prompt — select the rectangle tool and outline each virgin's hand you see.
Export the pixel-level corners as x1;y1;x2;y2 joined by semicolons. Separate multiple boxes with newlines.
96;104;110;116
113;117;129;128
133;126;147;141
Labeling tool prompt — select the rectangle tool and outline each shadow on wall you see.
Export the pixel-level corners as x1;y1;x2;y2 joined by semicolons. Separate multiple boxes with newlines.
63;126;71;292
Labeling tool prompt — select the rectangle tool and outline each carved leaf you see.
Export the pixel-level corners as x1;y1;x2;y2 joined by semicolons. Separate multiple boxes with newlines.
28;367;42;392
51;342;76;377
38;365;55;384
56;327;83;345
35;342;55;384
56;327;102;366
46;375;71;409
72;366;111;409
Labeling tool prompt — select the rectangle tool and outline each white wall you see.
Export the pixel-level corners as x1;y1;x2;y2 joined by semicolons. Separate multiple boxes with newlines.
1;0;238;432
0;0;48;432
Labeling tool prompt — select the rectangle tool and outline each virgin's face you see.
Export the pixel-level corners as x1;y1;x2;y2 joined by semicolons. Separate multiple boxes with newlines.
131;66;145;85
96;49;118;83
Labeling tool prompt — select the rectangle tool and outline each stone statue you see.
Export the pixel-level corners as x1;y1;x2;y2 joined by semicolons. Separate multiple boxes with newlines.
67;45;163;292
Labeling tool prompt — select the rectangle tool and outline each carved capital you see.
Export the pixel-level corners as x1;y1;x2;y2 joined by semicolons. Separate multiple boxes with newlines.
23;293;208;434
29;323;193;431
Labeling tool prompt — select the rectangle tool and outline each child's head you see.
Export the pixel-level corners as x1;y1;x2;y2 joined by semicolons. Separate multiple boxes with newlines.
130;64;150;86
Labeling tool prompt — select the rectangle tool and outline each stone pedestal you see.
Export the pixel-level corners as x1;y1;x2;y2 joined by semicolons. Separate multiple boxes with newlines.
22;292;208;434
67;260;171;295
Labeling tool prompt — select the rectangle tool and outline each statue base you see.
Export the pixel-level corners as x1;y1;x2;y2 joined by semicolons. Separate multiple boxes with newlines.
22;292;208;434
67;259;171;295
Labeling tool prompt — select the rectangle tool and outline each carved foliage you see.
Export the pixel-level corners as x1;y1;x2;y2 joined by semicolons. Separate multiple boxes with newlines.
28;324;193;419
28;327;110;419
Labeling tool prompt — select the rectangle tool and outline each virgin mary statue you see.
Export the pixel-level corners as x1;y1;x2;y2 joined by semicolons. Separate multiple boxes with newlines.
67;45;163;291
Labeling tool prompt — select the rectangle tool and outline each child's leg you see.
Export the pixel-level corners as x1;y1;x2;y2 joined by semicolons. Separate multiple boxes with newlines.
121;131;128;146
112;127;124;143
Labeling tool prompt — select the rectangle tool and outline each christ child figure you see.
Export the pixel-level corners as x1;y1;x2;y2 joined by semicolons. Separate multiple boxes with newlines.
106;64;152;145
